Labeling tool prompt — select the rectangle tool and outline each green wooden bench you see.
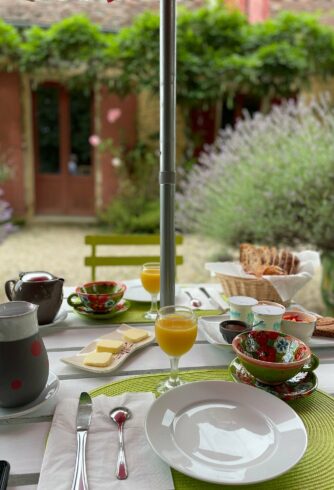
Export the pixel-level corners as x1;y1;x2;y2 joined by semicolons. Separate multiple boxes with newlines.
85;234;184;281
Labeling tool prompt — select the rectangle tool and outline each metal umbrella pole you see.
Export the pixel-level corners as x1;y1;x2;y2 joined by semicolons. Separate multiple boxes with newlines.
159;0;177;307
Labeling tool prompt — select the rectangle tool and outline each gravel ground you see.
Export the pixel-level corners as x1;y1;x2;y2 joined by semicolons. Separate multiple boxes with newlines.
0;224;325;313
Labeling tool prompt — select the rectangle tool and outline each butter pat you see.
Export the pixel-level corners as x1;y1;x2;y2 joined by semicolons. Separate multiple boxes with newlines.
96;339;124;353
84;351;113;367
123;328;149;343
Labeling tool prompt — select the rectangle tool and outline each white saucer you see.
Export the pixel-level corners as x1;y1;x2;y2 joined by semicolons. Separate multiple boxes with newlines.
124;279;181;303
39;310;68;329
0;371;59;420
198;313;231;348
145;380;307;485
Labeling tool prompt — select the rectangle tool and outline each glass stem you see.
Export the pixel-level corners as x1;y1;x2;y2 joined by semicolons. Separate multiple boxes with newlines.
150;294;158;314
168;357;181;387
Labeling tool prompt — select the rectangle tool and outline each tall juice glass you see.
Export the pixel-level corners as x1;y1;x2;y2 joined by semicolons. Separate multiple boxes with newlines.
155;305;197;394
140;262;160;320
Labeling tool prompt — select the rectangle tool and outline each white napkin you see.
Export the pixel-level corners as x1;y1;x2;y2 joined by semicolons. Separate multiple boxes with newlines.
206;250;320;303
37;392;174;490
177;287;228;311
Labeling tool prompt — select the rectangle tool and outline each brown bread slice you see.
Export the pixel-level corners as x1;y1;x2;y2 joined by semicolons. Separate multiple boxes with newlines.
314;317;334;338
278;249;288;271
270;247;280;266
290;254;300;274
239;244;299;276
259;246;271;265
240;243;262;272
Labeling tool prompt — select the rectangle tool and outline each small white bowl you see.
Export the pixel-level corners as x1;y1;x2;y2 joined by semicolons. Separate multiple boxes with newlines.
281;311;317;344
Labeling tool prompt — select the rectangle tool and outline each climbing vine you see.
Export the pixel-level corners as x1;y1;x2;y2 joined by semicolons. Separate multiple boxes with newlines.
0;5;334;104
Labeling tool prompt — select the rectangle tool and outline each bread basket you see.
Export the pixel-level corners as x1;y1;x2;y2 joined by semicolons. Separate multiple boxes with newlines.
216;273;289;306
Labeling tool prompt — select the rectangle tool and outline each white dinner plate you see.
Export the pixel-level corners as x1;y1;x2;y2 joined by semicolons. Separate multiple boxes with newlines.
0;371;59;420
145;380;307;485
123;279;181;302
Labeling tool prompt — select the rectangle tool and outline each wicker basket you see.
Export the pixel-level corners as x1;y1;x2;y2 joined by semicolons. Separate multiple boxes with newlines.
217;273;289;306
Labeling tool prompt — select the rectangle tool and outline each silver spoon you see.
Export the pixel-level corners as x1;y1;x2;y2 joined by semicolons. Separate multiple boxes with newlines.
110;406;132;480
185;291;202;308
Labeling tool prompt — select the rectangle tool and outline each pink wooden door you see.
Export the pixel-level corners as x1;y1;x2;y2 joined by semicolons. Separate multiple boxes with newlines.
33;83;95;216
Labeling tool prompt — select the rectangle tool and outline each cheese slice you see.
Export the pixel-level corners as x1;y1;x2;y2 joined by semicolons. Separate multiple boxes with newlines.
96;339;124;353
83;351;113;367
123;328;149;343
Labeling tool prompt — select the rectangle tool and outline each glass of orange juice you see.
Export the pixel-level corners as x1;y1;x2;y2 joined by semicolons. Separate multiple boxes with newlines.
155;305;197;394
140;262;160;320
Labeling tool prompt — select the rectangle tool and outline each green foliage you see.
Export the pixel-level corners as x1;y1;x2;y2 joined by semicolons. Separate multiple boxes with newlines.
99;137;160;233
113;12;160;94
1;7;334;104
176;6;247;104
176;94;334;251
240;11;334;93
100;196;159;234
20;16;108;89
0;20;20;67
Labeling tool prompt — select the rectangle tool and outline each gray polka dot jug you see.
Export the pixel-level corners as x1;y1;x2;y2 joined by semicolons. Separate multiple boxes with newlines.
0;301;49;408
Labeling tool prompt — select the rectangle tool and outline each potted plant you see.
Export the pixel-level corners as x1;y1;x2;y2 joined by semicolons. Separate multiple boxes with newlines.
176;94;334;313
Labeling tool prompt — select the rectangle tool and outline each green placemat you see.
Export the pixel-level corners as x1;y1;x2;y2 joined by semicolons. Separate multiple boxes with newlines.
90;369;334;490
106;302;220;324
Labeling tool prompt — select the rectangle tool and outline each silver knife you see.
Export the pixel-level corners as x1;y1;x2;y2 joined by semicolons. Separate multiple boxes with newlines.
199;287;227;311
71;392;93;490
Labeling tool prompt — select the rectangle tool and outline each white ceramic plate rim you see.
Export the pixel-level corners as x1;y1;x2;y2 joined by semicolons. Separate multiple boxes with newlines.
145;380;307;485
123;279;181;302
39;310;68;329
0;371;59;420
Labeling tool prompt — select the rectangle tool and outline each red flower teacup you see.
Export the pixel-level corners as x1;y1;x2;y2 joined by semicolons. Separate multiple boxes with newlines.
67;281;126;313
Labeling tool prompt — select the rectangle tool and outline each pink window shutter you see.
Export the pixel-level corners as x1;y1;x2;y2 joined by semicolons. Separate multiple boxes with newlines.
247;0;270;23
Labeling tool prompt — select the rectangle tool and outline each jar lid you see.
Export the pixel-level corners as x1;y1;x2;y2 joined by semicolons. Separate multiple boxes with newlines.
229;296;258;306
22;272;53;282
252;304;285;315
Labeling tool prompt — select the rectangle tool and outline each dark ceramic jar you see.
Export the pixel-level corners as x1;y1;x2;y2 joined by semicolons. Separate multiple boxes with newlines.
219;320;251;344
5;271;64;325
0;301;49;408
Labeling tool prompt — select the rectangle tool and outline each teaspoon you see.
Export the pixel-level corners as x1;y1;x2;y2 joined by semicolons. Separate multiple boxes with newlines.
110;406;132;480
185;290;202;308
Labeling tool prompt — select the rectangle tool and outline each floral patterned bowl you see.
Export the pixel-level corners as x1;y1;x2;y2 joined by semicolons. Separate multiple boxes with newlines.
67;281;127;313
232;330;319;384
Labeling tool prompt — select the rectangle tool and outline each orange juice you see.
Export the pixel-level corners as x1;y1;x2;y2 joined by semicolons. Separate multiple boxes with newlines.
155;315;197;357
140;268;160;294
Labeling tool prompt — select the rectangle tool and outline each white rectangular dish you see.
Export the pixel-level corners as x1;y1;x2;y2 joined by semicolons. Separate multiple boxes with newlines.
61;324;155;373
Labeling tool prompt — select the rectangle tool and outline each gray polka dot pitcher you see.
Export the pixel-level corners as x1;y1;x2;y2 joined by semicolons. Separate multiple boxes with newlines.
0;301;49;408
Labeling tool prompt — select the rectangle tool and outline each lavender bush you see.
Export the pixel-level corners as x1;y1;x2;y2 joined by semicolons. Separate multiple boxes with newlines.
176;94;334;251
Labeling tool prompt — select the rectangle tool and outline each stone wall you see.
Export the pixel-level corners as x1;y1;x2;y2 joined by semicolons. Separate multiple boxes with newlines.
270;0;334;26
0;72;26;216
0;0;206;30
137;91;186;166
